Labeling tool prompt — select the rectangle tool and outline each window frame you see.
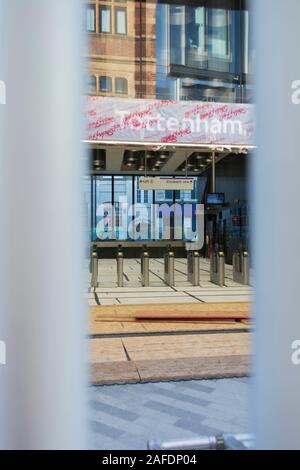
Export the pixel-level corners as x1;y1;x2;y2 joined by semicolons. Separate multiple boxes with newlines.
99;5;112;34
115;77;128;94
99;76;112;93
115;6;127;35
87;74;97;94
85;4;96;33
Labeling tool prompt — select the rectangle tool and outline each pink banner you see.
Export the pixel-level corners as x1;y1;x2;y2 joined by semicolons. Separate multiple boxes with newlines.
85;96;255;146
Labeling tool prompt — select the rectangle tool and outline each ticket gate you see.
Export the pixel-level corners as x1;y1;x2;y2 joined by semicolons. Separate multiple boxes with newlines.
90;248;98;288
233;250;250;285
210;251;225;287
187;251;200;286
141;246;150;287
116;246;124;287
164;246;175;286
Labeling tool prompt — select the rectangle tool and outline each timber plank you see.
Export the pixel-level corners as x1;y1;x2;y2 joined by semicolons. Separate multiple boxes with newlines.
91;302;251;322
90;320;251;336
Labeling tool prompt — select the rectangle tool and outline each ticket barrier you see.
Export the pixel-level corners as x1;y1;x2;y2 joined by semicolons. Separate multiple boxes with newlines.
210;251;225;287
116;245;124;287
164;246;175;286
233;250;250;285
90;248;98;288
141;246;150;287
187;251;200;286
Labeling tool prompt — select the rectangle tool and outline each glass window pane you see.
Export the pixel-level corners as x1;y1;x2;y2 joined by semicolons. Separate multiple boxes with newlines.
208;9;230;60
83;176;91;243
175;177;198;241
93;176;113;241
100;6;111;33
175;177;198;203
86;75;96;94
243;8;254;102
114;176;133;240
134;177;153;241
115;77;128;94
99;76;111;92
116;8;126;35
185;6;206;57
154;182;173;241
169;5;185;66
86;5;95;32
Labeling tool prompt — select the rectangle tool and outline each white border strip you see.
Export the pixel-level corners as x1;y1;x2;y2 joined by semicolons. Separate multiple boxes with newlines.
82;139;257;151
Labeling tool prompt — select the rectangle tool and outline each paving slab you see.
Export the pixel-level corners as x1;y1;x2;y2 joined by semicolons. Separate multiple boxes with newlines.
89;378;252;449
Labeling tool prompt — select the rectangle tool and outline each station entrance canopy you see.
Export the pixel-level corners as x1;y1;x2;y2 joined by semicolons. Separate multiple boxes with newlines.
85;97;255;150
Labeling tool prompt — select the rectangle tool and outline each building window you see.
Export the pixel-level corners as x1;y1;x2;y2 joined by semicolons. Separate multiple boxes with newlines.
99;76;112;92
86;4;96;32
165;190;173;200
115;77;128;94
100;6;111;33
208;9;230;60
86;75;97;94
115;7;127;35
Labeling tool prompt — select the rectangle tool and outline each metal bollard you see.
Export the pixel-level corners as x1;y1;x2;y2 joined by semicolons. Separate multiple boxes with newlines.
233;250;250;285
187;251;193;283
90;249;98;288
141;246;150;287
210;251;225;287
116;246;124;287
187;251;200;286
243;252;250;285
164;246;175;286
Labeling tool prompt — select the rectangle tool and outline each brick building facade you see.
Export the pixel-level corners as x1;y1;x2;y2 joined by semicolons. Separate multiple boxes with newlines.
85;0;157;99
